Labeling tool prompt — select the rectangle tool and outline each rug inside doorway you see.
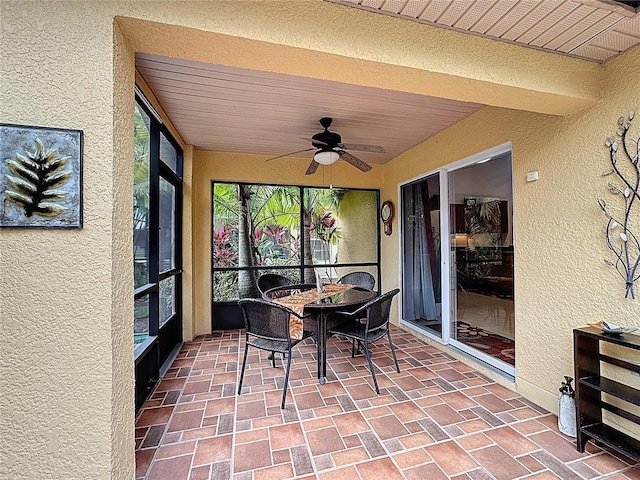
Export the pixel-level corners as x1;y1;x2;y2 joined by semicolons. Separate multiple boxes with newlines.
456;321;515;366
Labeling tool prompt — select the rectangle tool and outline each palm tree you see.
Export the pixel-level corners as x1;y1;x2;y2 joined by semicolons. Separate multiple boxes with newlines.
302;188;343;282
212;183;343;296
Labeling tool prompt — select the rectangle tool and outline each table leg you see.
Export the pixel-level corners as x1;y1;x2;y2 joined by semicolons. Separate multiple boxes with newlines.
317;311;327;384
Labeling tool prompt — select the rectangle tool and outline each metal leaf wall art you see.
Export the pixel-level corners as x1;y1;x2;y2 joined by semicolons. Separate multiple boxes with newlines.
1;124;82;228
597;111;639;299
6;137;71;217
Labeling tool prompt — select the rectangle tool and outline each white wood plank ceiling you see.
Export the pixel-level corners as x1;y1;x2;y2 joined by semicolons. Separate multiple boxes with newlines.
327;0;640;62
136;1;640;171
136;53;483;166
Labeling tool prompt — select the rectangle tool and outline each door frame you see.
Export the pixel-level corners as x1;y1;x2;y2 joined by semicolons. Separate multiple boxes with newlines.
399;142;515;377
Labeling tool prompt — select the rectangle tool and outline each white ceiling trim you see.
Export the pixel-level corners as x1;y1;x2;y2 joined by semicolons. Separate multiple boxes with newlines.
326;0;640;62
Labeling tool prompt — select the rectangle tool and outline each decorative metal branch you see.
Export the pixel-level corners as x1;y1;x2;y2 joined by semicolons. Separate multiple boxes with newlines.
5;137;71;217
597;110;640;299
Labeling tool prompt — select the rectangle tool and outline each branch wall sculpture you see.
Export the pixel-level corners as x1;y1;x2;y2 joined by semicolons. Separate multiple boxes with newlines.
597;110;639;299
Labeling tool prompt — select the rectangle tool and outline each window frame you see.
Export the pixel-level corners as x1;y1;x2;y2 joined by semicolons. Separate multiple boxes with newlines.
211;181;381;327
133;91;184;411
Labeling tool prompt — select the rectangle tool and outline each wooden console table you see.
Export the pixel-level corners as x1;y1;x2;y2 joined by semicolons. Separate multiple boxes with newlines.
573;327;640;462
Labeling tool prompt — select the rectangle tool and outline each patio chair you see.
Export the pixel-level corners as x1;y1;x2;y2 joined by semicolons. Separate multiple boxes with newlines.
237;298;310;408
337;271;375;291
257;273;292;295
335;271;377;350
328;288;400;394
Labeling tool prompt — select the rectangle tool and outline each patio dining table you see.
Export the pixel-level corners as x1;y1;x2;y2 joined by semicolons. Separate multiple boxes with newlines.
263;283;376;384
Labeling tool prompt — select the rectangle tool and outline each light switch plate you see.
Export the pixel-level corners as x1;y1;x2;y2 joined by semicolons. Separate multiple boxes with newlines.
526;171;539;182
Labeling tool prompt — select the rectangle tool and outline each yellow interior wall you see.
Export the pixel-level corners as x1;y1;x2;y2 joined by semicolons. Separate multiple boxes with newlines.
1;0;638;478
192;151;382;335
382;44;640;412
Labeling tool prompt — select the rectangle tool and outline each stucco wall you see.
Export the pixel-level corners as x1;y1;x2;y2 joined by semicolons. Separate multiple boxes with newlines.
1;0;638;478
1;2;133;479
382;44;640;412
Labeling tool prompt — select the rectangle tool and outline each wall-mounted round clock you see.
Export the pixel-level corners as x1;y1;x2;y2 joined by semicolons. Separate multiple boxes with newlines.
380;200;394;235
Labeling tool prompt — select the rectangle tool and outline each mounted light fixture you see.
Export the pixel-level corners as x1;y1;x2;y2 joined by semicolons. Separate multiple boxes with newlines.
314;150;340;165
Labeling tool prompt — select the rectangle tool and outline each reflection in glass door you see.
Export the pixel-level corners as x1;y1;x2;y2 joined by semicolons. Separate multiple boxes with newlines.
401;172;443;338
448;152;515;374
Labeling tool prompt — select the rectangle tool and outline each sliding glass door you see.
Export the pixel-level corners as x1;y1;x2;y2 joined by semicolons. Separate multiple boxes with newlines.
401;173;443;338
401;145;514;375
448;151;514;374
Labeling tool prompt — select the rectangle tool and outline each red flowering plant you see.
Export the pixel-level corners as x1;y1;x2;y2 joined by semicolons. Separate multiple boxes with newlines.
312;212;338;243
308;212;341;282
255;224;297;265
213;228;236;267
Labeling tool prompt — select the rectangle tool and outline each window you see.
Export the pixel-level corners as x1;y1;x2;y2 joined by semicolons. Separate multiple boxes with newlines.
133;92;183;411
212;182;380;328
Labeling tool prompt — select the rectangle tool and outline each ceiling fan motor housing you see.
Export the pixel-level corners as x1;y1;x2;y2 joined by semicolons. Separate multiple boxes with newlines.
311;130;342;150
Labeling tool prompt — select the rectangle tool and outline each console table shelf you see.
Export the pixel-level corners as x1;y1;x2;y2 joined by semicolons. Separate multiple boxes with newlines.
574;327;640;463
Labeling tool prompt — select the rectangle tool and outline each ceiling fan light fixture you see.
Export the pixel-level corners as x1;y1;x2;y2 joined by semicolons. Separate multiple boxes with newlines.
314;150;340;165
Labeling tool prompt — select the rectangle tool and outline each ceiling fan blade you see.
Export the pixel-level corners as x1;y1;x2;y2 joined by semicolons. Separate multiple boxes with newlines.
340;151;372;172
265;147;315;162
300;136;329;146
305;160;320;175
342;143;386;153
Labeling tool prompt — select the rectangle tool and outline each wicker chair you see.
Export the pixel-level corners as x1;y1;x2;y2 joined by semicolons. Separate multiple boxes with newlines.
237;298;312;408
328;289;400;394
257;273;292;295
337;271;375;291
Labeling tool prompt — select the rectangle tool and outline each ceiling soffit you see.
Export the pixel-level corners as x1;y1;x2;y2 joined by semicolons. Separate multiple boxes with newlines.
326;0;640;62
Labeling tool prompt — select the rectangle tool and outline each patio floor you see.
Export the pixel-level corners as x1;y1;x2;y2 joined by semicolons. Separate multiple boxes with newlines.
135;325;639;480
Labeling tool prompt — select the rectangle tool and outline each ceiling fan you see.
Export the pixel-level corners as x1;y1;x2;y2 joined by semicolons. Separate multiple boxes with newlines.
266;117;386;175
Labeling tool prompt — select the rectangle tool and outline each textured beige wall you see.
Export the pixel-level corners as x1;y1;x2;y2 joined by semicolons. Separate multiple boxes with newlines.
114;2;601;115
1;0;637;477
192;151;383;335
1;2;134;479
382;45;640;413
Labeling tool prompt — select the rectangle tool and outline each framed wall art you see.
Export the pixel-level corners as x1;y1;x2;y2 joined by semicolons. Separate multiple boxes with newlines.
0;123;83;228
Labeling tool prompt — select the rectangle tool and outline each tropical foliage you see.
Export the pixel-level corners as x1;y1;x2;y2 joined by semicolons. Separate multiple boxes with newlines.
133;104;151;289
212;183;344;300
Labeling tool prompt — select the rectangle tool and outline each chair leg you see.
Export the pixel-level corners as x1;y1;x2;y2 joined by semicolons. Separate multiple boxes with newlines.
237;344;249;395
268;351;287;363
387;330;400;373
351;339;363;357
363;342;380;394
271;350;276;368
281;347;293;409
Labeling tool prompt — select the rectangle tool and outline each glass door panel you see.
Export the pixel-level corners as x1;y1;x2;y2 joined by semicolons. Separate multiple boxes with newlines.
159;277;175;328
448;153;515;371
133;93;183;411
401;173;442;338
160;132;178;174
133;104;151;289
134;295;150;345
159;178;176;272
